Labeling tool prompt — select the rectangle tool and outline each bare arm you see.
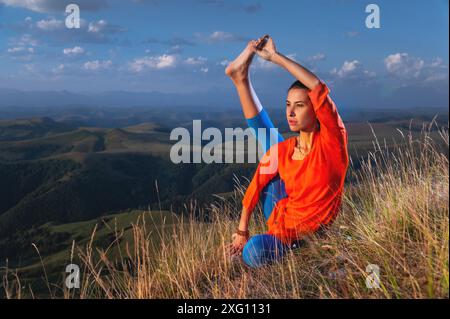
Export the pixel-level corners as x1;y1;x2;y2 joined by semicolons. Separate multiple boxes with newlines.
227;144;280;256
237;206;251;232
272;52;320;90
226;205;251;257
256;35;347;149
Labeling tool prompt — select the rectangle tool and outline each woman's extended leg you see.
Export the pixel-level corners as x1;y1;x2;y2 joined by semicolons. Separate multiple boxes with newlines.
225;40;264;119
225;40;288;221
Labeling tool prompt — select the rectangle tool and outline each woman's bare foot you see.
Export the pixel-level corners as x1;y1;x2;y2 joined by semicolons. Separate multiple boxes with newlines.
225;41;256;82
225;36;268;82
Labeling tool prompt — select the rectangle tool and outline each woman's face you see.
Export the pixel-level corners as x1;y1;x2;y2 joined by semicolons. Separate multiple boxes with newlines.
286;88;317;132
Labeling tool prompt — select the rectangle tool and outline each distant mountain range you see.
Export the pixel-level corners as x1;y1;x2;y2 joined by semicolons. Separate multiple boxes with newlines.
0;88;237;109
1;84;448;117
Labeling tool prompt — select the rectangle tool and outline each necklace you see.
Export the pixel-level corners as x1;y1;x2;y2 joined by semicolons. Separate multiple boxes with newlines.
295;136;311;155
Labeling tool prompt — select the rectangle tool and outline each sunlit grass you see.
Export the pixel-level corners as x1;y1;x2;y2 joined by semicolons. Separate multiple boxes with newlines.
3;119;449;299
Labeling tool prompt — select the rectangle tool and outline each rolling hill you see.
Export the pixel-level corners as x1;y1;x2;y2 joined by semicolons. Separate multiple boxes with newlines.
0;117;258;239
0;109;447;296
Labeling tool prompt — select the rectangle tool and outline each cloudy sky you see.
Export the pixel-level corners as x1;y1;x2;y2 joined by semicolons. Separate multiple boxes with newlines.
0;0;448;109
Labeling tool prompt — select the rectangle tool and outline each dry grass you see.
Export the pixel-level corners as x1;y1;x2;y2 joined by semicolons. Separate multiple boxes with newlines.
4;120;449;299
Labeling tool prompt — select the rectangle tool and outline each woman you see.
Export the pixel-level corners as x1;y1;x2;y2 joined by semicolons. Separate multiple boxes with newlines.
224;35;349;268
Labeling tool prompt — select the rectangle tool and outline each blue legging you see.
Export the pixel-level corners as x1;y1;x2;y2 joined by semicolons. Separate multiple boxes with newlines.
241;109;298;268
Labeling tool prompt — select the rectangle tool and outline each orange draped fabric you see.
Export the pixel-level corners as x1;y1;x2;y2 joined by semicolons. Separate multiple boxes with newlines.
242;81;349;245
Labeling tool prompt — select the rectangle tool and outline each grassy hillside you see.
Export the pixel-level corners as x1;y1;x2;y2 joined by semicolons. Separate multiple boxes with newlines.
0;209;179;297
0;117;76;142
0;113;448;299
78;122;448;299
0;152;210;236
2;119;447;299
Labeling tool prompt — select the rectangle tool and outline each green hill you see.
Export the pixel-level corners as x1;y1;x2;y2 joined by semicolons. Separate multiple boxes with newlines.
0;209;179;296
0;117;261;240
0;117;76;142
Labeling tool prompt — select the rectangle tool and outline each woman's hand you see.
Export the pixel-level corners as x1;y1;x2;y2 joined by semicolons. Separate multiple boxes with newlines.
224;207;251;258
226;232;249;257
255;35;278;62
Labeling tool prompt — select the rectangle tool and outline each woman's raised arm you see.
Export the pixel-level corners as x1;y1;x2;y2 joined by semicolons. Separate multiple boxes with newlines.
256;36;347;148
256;35;320;90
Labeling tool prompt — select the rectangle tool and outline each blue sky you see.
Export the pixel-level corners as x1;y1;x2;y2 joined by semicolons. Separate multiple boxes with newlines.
0;0;448;108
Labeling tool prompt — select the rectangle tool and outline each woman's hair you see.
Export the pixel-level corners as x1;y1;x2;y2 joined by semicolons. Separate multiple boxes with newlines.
287;80;308;92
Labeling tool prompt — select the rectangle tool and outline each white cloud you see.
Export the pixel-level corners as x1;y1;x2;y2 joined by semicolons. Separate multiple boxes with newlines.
184;56;207;65
5;34;38;61
331;60;376;79
88;20;106;33
7;46;34;54
52;63;65;74
425;57;449;82
195;31;247;43
63;46;85;57
11;34;39;47
307;53;326;62
12;17;125;44
209;31;234;42
430;57;445;68
36;18;64;31
219;59;230;67
24;63;35;72
384;53;448;84
332;60;359;77
129;54;177;72
384;53;424;78
169;45;182;54
254;53;297;70
84;59;112;71
0;0;107;13
88;19;126;34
